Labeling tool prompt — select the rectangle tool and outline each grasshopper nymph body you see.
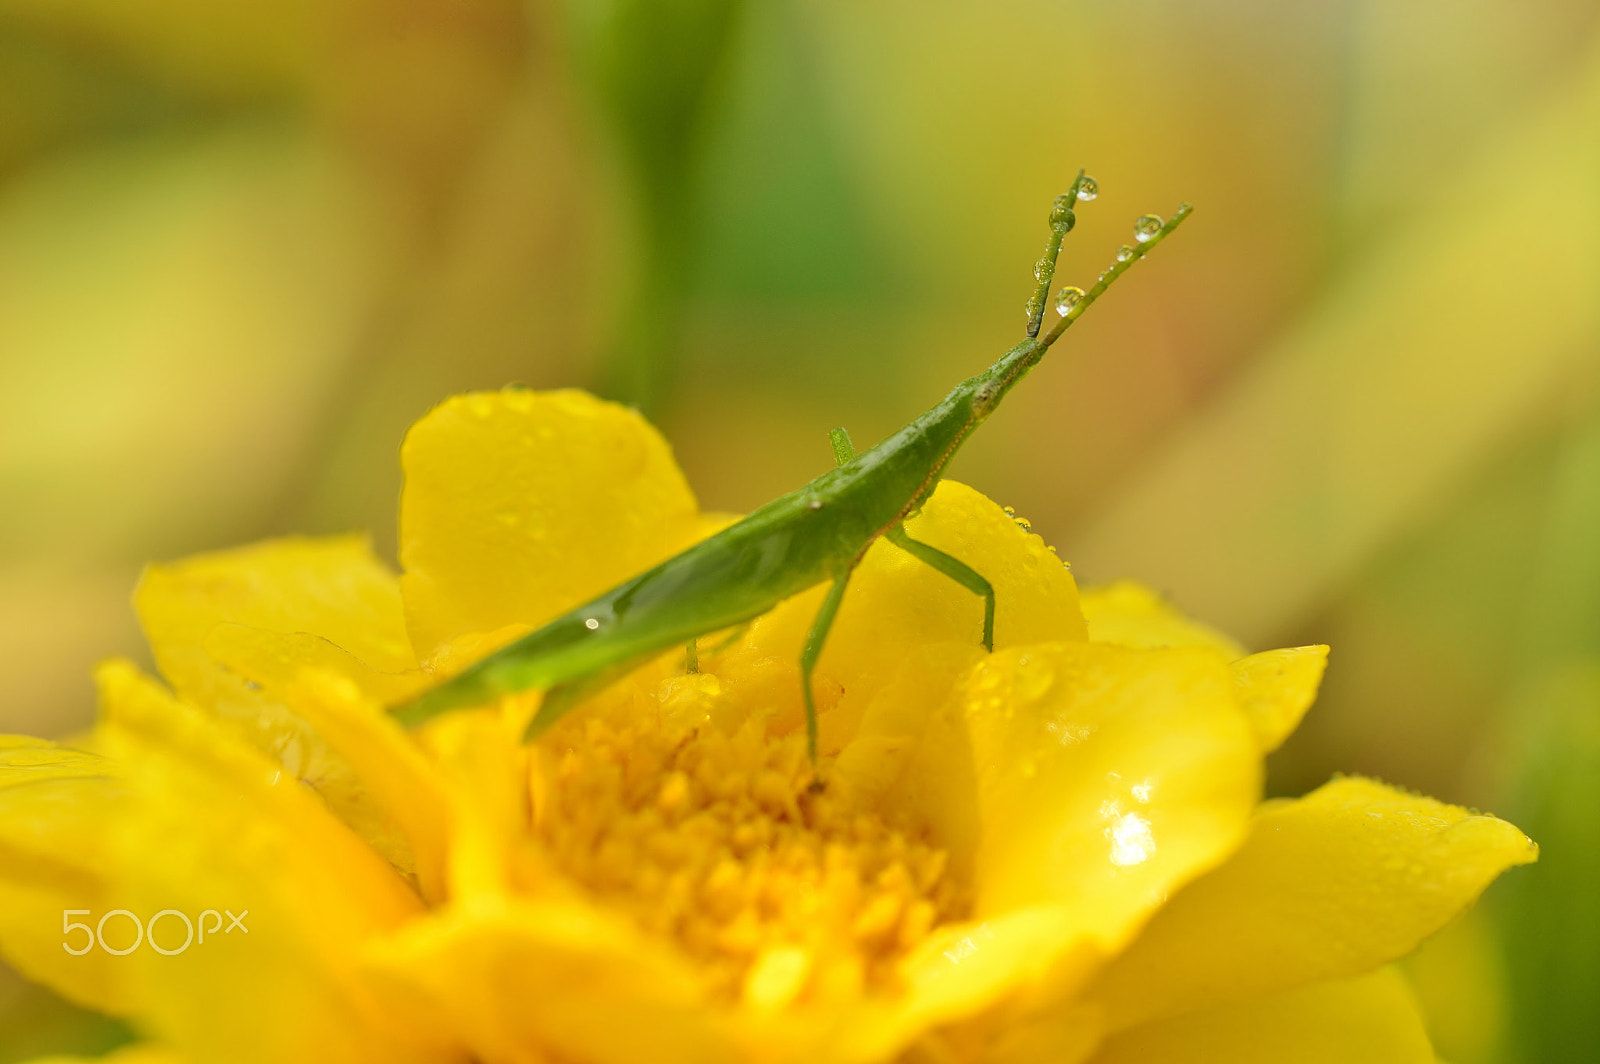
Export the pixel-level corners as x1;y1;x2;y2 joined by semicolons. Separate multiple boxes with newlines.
394;175;1193;764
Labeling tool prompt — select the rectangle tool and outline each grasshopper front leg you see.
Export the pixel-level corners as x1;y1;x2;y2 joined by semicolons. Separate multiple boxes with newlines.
886;525;995;652
800;572;853;768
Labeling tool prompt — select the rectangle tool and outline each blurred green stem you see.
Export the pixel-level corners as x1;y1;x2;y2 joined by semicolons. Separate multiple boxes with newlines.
566;0;745;413
601;205;693;413
1494;409;1600;1063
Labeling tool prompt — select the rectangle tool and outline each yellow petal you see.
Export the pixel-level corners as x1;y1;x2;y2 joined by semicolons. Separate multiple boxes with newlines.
898;483;1088;648
1079;581;1243;657
0;736;139;1016
134;535;418;859
882;642;1259;1024
202;625;428;708
286;670;453;903
414;711;538;901
398;389;701;659
199;625;437;872
894;908;1106;1045
1086;968;1436;1064
366;894;983;1064
734;480;1087;753
1230;644;1329;753
1089;775;1537;1033
136;534;416;700
90;661;448;1064
364;897;733;1064
963;643;1259;921
832;642;988;826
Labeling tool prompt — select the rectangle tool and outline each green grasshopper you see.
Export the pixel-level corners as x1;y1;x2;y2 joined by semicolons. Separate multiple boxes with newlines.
394;173;1192;763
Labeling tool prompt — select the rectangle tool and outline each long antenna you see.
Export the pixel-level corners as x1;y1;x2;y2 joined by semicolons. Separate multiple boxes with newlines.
1024;169;1089;339
1037;199;1193;350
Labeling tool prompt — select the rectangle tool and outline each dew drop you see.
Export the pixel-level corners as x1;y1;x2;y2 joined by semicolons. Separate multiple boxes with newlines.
585;617;601;630
1049;195;1076;231
1115;245;1135;262
1033;258;1053;282
1076;175;1099;202
1054;285;1085;316
1025;296;1043;321
1133;214;1164;242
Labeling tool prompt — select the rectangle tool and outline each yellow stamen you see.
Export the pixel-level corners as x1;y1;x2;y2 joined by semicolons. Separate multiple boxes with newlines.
533;711;967;1004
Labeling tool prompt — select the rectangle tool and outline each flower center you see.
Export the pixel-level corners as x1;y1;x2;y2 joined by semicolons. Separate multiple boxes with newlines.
533;702;967;1009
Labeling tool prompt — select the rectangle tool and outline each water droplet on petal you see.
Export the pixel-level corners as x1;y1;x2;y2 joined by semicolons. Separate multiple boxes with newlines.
1134;214;1164;242
1115;245;1135;262
1054;285;1085;316
1106;812;1155;866
1076;175;1099;202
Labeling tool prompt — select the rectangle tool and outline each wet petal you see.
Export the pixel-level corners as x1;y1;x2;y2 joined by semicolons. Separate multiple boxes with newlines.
398;389;701;659
1085;968;1435;1064
1230;645;1328;753
875;641;1258;1025
1089;775;1536;1032
962;643;1258;922
1079;581;1243;657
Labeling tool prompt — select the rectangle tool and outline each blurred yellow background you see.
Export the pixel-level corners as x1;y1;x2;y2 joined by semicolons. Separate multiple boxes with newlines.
2;0;1598;1060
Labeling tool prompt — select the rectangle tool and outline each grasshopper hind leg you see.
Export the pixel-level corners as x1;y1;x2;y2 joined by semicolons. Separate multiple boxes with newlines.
887;525;995;652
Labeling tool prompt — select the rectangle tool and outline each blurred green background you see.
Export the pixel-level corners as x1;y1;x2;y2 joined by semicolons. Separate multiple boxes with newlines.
1;0;1598;1060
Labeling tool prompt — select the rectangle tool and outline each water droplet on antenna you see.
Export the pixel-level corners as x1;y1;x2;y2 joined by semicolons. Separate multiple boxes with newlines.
1054;286;1085;316
1076;175;1099;202
1134;214;1164;242
1115;245;1135;262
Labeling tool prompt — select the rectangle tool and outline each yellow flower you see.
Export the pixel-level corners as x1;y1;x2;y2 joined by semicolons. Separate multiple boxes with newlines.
0;389;1535;1064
